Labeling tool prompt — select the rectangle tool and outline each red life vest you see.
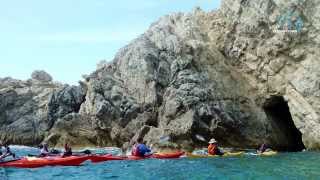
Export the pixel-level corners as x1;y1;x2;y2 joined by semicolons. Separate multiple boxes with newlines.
208;144;218;155
131;144;141;156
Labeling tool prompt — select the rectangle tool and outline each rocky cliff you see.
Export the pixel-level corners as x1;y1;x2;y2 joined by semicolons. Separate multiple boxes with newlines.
1;0;320;151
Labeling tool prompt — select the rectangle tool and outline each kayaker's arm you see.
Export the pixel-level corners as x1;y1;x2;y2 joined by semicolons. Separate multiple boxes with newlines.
141;145;151;153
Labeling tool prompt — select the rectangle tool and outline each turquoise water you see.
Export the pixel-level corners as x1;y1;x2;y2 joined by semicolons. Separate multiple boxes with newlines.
1;147;320;180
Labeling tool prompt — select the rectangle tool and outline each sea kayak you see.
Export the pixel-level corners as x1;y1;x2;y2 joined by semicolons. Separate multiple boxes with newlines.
90;151;185;163
89;154;126;163
151;151;185;159
126;151;185;160
0;156;90;168
187;151;244;158
260;151;278;156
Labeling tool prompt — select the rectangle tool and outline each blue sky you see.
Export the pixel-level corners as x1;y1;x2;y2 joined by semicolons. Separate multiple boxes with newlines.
0;0;221;84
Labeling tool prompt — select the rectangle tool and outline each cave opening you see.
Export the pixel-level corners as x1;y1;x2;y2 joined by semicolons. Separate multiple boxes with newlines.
263;96;305;152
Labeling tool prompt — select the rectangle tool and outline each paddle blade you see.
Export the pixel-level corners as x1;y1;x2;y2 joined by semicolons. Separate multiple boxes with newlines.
159;136;170;144
195;134;206;142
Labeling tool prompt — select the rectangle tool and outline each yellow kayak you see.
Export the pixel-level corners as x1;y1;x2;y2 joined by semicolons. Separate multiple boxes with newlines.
260;151;278;156
187;151;244;158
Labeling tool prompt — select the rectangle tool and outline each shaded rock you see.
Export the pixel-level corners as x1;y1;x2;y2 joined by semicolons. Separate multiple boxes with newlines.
47;85;86;130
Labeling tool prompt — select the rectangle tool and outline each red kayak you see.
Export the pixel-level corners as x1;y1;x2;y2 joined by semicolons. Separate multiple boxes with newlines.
0;156;90;168
90;151;185;163
89;154;126;163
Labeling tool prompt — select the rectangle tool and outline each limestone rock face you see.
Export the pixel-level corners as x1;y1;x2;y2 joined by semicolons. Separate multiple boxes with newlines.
31;70;53;82
0;75;85;146
1;0;320;150
0;77;61;145
44;113;97;148
47;85;86;130
219;0;320;149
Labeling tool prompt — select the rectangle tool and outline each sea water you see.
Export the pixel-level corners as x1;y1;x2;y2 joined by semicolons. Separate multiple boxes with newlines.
1;146;320;180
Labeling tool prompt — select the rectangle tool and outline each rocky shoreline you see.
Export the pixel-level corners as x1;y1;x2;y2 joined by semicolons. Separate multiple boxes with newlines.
1;0;320;151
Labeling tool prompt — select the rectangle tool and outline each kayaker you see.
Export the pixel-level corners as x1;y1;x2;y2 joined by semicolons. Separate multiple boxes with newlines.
39;143;50;157
131;137;151;157
208;138;224;156
0;144;16;159
62;143;72;157
257;143;272;154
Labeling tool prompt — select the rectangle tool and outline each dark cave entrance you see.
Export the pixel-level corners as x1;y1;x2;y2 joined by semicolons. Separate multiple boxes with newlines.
263;96;305;152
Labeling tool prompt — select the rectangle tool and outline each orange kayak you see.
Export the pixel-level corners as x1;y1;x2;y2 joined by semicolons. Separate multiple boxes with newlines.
151;151;185;159
126;151;185;160
0;156;90;168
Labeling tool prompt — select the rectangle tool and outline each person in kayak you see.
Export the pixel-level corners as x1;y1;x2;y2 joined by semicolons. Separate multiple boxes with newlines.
39;143;50;157
131;137;151;157
0;143;16;159
208;138;224;156
257;143;272;154
62;143;72;157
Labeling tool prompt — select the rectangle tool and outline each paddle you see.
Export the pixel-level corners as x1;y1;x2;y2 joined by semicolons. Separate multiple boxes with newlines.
77;149;92;155
159;136;170;144
27;154;60;157
150;135;172;154
233;148;256;152
26;148;61;157
72;149;92;156
195;134;207;142
50;149;61;154
51;148;92;155
27;154;38;157
27;149;92;158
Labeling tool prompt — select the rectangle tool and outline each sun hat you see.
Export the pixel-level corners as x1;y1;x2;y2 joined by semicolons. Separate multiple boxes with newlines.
209;138;217;144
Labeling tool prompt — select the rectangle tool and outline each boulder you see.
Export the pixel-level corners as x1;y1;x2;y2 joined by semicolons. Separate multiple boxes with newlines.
31;70;53;82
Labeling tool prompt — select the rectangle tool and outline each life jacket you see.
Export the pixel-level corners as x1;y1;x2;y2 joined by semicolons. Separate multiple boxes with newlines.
208;144;218;155
131;144;141;156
